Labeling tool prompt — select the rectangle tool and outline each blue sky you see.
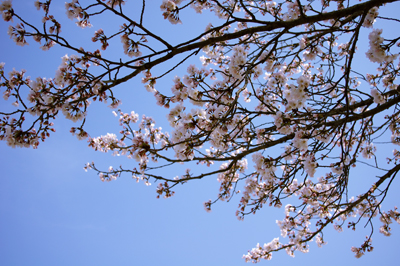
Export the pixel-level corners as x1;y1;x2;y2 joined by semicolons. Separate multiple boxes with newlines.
1;1;400;265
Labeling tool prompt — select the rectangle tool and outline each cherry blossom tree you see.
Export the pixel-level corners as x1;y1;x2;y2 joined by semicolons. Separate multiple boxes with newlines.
1;0;400;262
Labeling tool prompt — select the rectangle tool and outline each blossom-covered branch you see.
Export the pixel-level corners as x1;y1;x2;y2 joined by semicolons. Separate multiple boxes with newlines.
1;0;400;262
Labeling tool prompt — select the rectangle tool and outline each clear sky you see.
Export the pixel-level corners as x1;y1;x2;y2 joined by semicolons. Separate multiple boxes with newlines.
1;1;399;266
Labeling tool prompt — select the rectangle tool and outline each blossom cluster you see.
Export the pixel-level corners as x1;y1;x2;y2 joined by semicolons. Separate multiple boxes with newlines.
371;88;385;104
0;0;12;21
7;23;27;46
366;29;398;64
228;45;248;79
160;0;182;24
102;0;125;8
283;75;310;111
65;0;91;28
362;7;379;28
120;32;143;58
379;208;400;237
361;142;376;159
283;1;301;21
92;29;109;50
242;238;280;262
